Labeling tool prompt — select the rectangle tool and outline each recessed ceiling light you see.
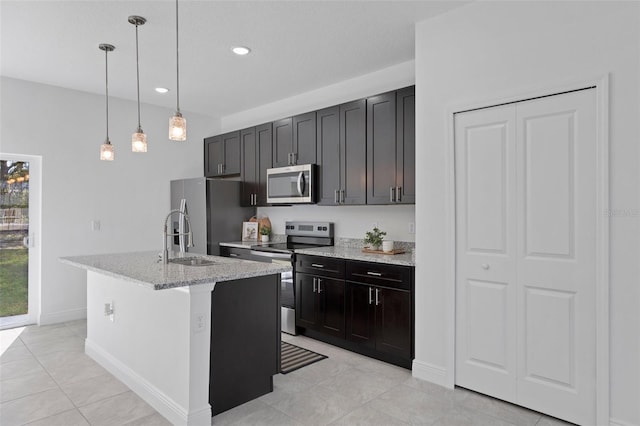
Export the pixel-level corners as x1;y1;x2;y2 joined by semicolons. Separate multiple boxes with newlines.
155;87;169;94
231;46;251;56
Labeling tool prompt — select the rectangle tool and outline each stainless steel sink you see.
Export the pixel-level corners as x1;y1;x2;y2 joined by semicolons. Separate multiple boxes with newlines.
169;257;217;266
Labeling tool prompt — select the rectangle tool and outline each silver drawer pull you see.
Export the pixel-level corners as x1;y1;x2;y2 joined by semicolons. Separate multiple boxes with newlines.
367;271;382;277
229;253;239;257
368;287;373;305
311;263;325;268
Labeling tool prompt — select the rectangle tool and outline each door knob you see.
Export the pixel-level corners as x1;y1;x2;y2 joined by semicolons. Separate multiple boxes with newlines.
482;263;490;270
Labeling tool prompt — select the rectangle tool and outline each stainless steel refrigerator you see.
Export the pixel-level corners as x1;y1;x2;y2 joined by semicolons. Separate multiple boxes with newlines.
170;178;254;256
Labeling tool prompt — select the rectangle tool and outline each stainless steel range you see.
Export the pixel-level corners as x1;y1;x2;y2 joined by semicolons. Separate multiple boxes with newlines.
246;221;334;335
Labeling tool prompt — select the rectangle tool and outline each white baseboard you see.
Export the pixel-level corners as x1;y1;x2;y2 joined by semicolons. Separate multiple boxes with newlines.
38;307;86;325
412;359;452;388
85;339;211;426
610;418;640;426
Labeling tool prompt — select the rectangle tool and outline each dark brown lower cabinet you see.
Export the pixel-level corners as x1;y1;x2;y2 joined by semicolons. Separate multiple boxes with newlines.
346;282;412;361
295;272;345;338
295;254;414;369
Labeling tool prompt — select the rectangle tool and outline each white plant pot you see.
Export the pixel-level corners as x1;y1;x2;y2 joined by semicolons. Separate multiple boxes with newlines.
261;235;269;243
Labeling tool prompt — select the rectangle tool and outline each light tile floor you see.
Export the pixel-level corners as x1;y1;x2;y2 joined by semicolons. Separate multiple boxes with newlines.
0;321;574;426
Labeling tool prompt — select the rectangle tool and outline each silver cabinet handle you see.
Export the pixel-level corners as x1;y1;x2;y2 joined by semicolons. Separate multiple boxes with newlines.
317;278;323;293
335;189;339;204
396;186;402;202
366;271;382;277
229;253;239;257
390;186;396;203
313;277;317;293
482;263;490;270
340;189;345;204
252;194;255;206
253;193;257;206
311;263;324;268
291;152;297;165
375;288;380;306
296;171;305;196
368;287;373;305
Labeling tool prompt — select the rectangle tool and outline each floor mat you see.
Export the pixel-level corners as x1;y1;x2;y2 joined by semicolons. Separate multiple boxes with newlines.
281;341;327;374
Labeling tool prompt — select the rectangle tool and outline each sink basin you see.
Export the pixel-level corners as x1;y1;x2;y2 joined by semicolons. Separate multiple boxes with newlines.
169;257;218;267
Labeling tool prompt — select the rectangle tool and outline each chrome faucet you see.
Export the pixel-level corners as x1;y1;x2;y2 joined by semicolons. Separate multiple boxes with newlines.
163;209;194;264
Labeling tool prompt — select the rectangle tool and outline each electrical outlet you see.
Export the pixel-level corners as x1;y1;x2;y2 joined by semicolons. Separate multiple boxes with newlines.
408;222;415;234
104;301;114;322
91;220;101;231
194;313;206;332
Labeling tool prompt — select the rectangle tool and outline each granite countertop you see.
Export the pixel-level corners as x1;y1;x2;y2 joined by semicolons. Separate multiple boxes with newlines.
60;251;291;291
295;246;415;267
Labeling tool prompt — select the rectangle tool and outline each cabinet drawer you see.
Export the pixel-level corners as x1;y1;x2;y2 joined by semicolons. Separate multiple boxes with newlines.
346;260;412;291
296;255;345;279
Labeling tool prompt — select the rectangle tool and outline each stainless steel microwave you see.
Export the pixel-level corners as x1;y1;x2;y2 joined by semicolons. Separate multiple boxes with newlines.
266;164;316;204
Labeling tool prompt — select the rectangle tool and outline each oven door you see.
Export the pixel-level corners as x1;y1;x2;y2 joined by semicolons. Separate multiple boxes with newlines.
266;164;315;204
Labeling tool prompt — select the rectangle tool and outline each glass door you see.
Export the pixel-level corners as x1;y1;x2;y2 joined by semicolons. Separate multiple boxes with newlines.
0;160;29;321
0;155;39;329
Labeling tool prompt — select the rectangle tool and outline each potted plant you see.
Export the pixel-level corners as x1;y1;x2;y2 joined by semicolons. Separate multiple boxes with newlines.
364;227;386;251
260;225;271;243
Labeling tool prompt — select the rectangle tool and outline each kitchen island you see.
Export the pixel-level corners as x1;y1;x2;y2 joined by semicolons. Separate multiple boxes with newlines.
60;251;290;426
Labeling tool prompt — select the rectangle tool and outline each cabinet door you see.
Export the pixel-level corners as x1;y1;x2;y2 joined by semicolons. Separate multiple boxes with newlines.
340;99;366;205
222;131;241;175
317;277;345;338
272;118;293;167
367;91;397;204
316;106;341;205
396;86;415;204
204;135;224;177
375;287;412;359
293;111;316;165
346;282;375;348
240;127;257;206
295;272;318;330
256;123;273;206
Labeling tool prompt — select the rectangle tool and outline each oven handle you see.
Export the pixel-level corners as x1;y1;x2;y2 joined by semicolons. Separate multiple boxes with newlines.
249;250;292;261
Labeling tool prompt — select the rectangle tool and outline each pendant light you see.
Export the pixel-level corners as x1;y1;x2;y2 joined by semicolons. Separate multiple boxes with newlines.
99;43;115;161
129;15;148;153
168;0;186;141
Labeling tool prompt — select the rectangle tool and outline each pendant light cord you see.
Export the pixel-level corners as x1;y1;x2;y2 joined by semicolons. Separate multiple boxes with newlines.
105;48;110;141
135;22;142;129
175;0;180;113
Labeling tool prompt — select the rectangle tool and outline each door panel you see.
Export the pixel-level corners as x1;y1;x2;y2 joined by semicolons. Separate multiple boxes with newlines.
366;92;396;204
317;277;345;338
455;105;517;402
241;127;257;206
317;106;341;205
341;100;366;205
293;112;316;165
256;123;273;206
295;273;317;330
523;112;574;258
375;287;411;359
273;118;293;167
516;90;596;425
346;282;375;347
465;122;509;254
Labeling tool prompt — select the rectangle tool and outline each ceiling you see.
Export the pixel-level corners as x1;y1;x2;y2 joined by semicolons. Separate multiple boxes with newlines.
1;0;469;118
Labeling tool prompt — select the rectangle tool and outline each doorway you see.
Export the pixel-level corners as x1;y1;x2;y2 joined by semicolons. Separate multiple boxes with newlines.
0;154;41;329
453;88;600;425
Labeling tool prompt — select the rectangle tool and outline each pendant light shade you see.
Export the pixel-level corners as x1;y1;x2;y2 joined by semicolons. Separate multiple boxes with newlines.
99;43;115;161
169;0;187;141
129;15;148;153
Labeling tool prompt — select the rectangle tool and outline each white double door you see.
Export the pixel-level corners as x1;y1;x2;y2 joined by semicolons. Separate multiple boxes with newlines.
454;89;596;425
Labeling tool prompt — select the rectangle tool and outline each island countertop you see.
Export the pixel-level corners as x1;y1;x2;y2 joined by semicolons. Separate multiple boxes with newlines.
60;251;291;291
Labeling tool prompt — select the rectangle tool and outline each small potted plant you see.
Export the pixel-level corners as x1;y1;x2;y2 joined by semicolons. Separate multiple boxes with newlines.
364;227;386;251
260;225;271;243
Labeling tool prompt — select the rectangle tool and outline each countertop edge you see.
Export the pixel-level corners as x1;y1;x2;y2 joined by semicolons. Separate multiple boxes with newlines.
294;247;415;267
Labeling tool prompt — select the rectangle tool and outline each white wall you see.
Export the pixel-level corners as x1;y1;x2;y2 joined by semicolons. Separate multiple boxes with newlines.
223;61;417;242
0;77;219;324
414;2;639;425
259;204;415;243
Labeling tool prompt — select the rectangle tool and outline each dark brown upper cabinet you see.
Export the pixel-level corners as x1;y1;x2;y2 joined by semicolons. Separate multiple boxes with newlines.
241;123;273;207
366;86;415;204
273;112;317;167
317;101;366;205
204;131;241;177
